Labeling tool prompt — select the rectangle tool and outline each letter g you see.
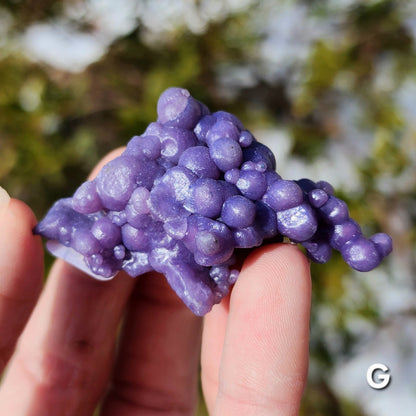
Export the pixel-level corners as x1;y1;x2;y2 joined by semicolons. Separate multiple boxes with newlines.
367;363;391;390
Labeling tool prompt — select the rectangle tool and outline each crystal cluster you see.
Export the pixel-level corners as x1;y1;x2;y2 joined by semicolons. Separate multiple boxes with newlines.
34;87;392;315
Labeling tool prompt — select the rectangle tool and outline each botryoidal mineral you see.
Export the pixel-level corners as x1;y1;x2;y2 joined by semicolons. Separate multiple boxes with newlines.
34;87;392;315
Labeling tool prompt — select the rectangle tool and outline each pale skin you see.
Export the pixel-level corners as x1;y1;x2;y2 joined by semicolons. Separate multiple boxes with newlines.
0;149;311;415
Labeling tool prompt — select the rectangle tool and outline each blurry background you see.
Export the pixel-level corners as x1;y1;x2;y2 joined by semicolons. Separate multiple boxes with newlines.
0;0;415;414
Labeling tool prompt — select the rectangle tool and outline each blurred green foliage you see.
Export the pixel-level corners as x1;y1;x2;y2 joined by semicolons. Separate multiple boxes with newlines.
1;0;414;414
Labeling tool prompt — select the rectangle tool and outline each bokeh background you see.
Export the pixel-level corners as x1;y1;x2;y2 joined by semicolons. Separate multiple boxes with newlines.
1;0;415;414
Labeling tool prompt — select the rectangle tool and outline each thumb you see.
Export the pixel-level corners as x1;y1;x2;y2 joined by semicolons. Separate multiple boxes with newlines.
0;188;44;373
203;243;311;416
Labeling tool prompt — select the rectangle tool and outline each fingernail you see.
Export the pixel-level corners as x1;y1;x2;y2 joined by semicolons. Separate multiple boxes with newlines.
0;186;11;213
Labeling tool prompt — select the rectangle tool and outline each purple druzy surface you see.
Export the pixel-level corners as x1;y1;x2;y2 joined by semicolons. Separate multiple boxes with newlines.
34;87;393;315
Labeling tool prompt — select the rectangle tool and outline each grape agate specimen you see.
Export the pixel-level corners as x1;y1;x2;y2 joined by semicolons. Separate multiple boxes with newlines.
34;87;393;316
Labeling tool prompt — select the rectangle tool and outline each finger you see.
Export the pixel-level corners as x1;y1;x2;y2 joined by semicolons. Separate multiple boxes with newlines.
199;293;230;415
88;147;126;180
93;145;202;414
201;243;311;415
0;260;136;415
100;272;203;416
0;190;44;373
0;148;135;415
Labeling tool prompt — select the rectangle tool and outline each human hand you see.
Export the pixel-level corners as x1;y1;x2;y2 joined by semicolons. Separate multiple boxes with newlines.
0;150;311;416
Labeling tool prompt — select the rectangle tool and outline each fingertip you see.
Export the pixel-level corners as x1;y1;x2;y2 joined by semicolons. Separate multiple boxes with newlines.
213;243;311;415
0;198;44;299
8;197;38;227
0;186;11;213
88;146;126;180
0;198;44;373
241;242;310;285
231;243;311;318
